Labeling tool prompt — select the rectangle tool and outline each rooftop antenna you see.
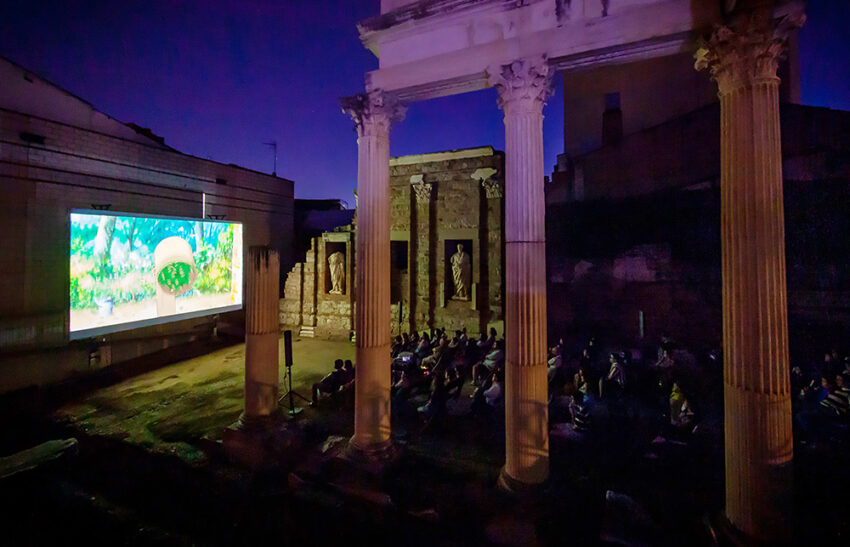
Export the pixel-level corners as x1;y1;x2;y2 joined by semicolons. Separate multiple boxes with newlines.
263;140;277;176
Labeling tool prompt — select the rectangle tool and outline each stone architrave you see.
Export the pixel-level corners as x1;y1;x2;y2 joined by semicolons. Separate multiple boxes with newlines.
472;167;502;198
696;6;804;541
489;55;553;488
328;251;345;294
449;243;471;300
341;89;406;459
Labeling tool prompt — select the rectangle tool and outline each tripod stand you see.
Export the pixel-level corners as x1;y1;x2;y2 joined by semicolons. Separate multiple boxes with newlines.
279;330;309;417
279;361;309;417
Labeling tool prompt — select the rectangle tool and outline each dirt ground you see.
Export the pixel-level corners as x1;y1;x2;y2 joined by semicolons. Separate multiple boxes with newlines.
54;336;355;463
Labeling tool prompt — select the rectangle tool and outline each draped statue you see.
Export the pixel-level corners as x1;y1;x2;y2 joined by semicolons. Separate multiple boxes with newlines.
328;251;345;294
449;243;471;300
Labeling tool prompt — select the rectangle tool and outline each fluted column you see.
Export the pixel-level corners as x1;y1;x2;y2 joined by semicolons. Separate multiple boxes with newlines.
489;57;553;487
696;5;805;541
341;90;406;458
243;246;281;423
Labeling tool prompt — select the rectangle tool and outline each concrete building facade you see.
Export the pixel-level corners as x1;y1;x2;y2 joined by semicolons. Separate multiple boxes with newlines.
0;57;294;394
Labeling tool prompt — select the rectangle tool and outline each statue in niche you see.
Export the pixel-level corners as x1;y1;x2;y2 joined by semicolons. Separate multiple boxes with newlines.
450;243;471;301
328;251;345;294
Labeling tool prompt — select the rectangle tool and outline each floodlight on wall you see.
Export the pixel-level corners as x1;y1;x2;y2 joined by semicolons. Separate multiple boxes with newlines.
207;214;226;220
91;204;112;210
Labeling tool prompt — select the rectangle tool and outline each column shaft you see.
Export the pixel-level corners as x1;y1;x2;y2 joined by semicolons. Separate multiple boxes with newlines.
352;128;393;451
721;79;793;539
491;57;553;486
244;246;280;419
696;8;805;539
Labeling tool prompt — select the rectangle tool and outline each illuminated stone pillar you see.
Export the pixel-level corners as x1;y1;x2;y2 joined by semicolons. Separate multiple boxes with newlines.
489;57;553;487
696;6;805;541
243;246;281;423
341;90;406;459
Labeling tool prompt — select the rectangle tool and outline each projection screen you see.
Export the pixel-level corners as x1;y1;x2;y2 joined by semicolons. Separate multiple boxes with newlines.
69;211;243;339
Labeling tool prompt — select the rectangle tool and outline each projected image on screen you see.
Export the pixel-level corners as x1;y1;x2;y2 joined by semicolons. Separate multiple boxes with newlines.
70;212;243;337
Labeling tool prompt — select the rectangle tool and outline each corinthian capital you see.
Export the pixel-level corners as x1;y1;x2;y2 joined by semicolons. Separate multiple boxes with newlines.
340;89;406;137
488;56;554;115
695;8;805;95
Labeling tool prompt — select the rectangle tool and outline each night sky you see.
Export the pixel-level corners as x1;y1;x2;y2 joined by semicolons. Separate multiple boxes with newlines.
1;0;847;202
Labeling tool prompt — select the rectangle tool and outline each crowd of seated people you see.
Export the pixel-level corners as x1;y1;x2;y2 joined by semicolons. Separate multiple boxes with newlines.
313;327;850;465
546;334;721;466
387;326;505;431
793;348;850;446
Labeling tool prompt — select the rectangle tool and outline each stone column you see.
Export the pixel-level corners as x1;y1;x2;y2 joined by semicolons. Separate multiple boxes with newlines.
696;6;804;541
243;246;281;423
489;57;553;487
341;90;406;459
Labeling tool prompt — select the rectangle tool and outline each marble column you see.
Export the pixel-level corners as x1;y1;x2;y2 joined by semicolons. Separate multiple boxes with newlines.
341;90;406;459
696;6;805;541
243;246;281;423
489;57;553;487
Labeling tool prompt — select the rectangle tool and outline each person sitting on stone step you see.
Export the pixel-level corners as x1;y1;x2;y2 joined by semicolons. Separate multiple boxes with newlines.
311;359;347;406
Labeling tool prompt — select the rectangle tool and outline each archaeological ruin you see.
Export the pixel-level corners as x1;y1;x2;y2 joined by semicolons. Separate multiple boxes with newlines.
280;146;505;339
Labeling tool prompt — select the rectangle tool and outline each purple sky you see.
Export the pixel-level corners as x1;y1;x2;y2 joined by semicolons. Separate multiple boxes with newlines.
1;0;847;202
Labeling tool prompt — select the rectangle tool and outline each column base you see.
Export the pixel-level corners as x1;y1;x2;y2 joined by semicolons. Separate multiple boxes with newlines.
232;408;285;431
344;438;399;474
222;409;301;469
705;512;793;546
497;466;548;498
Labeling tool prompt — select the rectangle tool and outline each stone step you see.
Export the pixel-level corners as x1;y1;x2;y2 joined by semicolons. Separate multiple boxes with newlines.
299;326;316;338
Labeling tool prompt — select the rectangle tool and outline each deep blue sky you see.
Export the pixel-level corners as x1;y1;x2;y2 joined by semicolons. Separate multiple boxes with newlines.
1;0;847;201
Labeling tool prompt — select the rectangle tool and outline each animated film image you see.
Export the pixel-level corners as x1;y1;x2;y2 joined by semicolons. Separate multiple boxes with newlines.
70;213;243;335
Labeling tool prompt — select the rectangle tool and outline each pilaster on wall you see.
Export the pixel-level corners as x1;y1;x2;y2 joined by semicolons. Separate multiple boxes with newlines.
411;176;434;333
300;240;318;335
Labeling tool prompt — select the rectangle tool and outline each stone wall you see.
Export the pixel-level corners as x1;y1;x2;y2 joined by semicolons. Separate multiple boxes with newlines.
280;230;354;340
280;146;506;341
390;146;504;337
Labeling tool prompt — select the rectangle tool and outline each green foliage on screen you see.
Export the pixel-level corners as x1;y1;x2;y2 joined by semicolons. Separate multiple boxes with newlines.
157;262;193;293
70;214;236;311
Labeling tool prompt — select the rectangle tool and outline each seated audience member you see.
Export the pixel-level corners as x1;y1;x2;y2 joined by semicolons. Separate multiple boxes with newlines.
472;368;505;417
473;340;505;385
391;335;404;358
415;332;431;359
311;359;347;406
669;381;697;435
445;367;464;399
551;391;594;442
796;374;846;440
419;365;449;427
421;337;448;368
821;373;850;417
341;360;355;384
605;352;627;392
548;344;562;370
